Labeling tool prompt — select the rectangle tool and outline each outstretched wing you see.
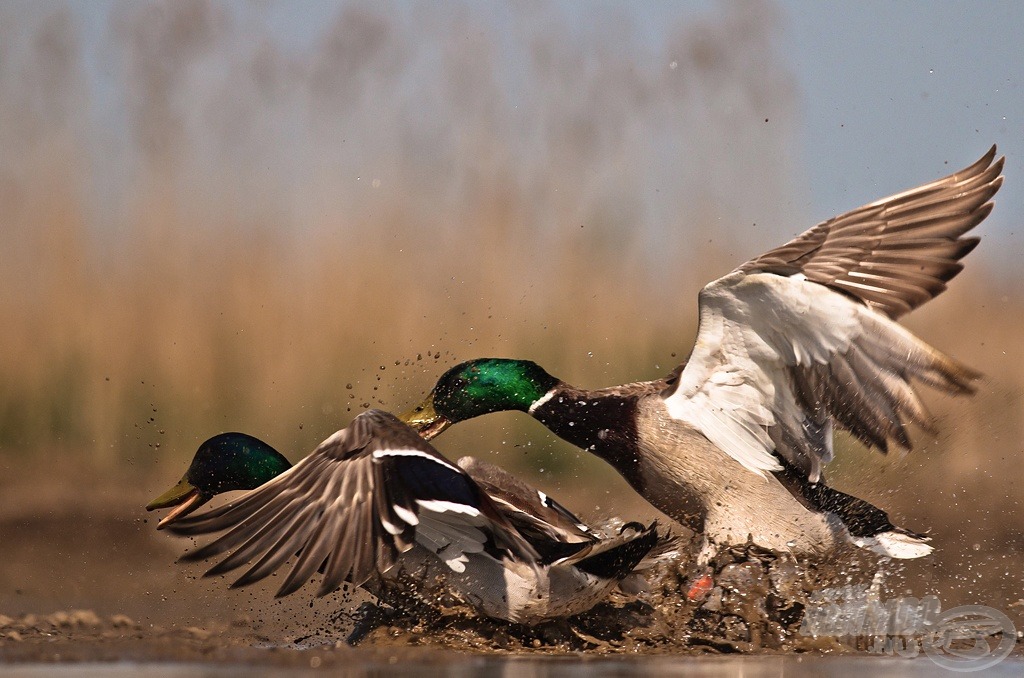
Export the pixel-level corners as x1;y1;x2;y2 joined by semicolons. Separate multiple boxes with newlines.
664;148;998;481
167;409;536;597
740;146;1002;319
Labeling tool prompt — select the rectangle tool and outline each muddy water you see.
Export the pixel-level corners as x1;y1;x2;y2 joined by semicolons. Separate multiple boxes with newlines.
0;461;1020;671
2;657;1024;677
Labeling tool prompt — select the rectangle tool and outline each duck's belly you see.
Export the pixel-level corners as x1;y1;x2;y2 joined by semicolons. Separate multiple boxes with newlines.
635;402;840;555
456;558;627;624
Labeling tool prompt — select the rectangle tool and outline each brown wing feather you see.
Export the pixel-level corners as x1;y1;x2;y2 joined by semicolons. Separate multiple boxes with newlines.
173;433;388;595
739;146;1003;318
168;410;539;598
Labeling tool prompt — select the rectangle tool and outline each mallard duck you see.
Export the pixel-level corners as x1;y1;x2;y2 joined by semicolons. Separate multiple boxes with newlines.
402;147;1003;565
146;409;672;624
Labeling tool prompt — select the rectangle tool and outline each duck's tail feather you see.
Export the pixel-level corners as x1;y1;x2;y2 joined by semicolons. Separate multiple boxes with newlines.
563;522;661;579
773;457;933;559
853;528;933;559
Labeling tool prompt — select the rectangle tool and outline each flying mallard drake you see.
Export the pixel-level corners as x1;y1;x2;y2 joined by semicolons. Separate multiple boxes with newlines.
402;147;1003;564
147;409;672;624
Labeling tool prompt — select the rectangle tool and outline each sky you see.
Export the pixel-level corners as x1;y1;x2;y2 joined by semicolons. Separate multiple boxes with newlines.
252;0;1024;237
240;1;1024;233
780;1;1022;233
6;0;1023;274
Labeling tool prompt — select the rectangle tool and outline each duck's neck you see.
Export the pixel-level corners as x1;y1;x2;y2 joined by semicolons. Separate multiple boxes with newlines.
528;383;644;486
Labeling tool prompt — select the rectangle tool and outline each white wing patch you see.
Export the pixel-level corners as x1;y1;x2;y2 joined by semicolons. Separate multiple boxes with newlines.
371;446;494;572
372;447;457;470
416;499;483;517
393;504;419;526
664;271;868;476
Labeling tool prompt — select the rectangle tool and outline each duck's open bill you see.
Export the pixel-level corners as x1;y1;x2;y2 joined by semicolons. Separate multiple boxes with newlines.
399;394;452;440
146;477;207;530
155;410;670;624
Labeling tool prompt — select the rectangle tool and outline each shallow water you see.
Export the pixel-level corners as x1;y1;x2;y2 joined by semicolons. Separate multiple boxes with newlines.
3;657;1024;678
1;465;1020;671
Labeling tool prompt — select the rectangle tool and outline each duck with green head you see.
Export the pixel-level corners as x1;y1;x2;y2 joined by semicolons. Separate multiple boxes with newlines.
147;410;671;624
403;147;1003;566
146;432;291;528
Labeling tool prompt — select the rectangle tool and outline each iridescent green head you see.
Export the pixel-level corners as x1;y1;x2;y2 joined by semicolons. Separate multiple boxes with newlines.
402;358;560;439
146;432;292;529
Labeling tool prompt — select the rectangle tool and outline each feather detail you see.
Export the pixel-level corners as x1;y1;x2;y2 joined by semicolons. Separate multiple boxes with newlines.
168;410;538;596
663;148;997;480
665;270;981;481
739;146;1001;319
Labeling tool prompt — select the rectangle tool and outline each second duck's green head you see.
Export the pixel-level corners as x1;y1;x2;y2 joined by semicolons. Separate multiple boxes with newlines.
146;432;292;529
402;358;560;439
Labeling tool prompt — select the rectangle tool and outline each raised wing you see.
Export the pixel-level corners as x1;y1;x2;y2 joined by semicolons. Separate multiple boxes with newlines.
166;409;536;597
664;148;998;480
740;146;1002;318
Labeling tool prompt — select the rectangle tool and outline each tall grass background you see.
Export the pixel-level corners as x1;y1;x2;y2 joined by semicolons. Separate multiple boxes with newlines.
1;1;1021;604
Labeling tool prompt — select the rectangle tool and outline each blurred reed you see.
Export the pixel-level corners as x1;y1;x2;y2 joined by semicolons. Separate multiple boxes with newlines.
0;2;1020;550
